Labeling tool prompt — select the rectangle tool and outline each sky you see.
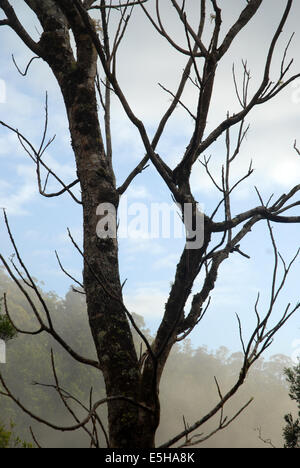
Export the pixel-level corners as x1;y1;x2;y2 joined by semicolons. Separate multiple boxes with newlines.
0;0;299;361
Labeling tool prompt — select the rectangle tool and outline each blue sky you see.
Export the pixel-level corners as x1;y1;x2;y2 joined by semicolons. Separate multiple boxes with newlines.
0;0;299;361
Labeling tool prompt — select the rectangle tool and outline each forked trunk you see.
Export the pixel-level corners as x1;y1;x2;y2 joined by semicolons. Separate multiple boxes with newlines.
27;9;160;446
48;42;158;451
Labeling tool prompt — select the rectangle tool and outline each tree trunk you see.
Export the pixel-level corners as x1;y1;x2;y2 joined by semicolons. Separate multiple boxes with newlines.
35;11;159;447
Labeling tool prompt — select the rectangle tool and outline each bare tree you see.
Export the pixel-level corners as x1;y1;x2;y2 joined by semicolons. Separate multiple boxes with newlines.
0;0;299;448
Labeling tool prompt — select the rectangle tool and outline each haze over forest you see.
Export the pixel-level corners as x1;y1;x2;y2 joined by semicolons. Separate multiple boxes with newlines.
0;269;297;448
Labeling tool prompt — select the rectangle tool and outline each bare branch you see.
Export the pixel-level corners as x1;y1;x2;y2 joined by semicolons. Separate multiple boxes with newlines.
74;0;178;197
0;210;101;370
161;243;299;448
173;0;299;178
140;0;206;58
158;82;196;121
218;1;263;59
178;398;253;448
0;0;42;55
170;0;208;57
29;427;43;449
89;0;149;9
255;426;277;448
67;228;156;365
0;373;154;435
115;19;202;195
2;292;43;336
294;139;300;156
55;250;84;291
12;54;40;76
117;156;150;195
49;349;100;447
0;106;81;205
212;193;300;232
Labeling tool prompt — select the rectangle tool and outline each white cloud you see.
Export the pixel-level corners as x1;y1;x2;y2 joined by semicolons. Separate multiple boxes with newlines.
0;133;25;158
122;236;166;256
55;226;83;246
24;228;40;240
126;184;152;200
270;158;300;187
124;283;168;319
41;152;76;180
111;115;145;162
0;164;37;215
153;253;178;271
1;0;298;196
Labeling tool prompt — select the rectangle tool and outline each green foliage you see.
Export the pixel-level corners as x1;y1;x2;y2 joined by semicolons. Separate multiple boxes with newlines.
0;301;18;341
283;361;300;448
0;296;30;448
283;414;300;448
285;361;300;405
0;422;10;448
0;421;33;448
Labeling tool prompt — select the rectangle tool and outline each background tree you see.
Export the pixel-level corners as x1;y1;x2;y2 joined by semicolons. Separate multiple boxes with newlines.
0;296;32;448
0;0;299;448
0;420;33;448
283;361;300;448
0;298;18;342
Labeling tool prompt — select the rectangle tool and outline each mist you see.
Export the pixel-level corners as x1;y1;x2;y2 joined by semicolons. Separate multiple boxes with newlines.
0;269;296;448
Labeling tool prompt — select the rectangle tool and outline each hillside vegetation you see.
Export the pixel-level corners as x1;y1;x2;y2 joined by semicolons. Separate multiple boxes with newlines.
0;269;295;448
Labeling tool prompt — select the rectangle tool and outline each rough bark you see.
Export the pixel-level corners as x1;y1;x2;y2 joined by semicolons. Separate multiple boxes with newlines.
22;0;158;448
